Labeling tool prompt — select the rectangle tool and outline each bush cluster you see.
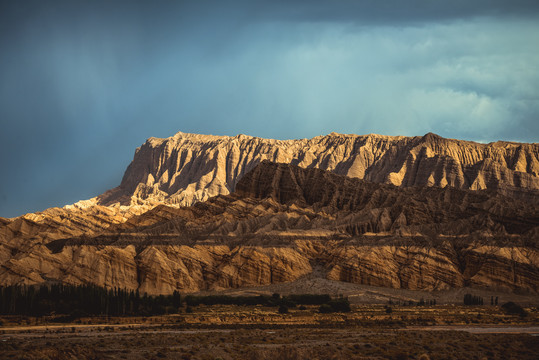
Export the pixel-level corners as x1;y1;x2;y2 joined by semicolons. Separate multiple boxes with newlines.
501;302;527;317
318;298;351;313
184;293;332;308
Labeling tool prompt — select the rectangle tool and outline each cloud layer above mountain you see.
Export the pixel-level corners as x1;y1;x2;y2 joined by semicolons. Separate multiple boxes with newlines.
1;0;538;216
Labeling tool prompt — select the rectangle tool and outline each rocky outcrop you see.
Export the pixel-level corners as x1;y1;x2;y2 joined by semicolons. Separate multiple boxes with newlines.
325;244;539;293
95;131;539;207
236;161;539;237
1;161;537;295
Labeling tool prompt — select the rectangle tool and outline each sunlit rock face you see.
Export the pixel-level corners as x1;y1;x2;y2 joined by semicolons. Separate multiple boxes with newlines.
96;131;539;207
1;133;538;295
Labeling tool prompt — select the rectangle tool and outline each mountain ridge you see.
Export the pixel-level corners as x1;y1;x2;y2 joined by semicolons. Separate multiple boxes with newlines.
0;131;538;295
91;131;539;210
1;161;537;295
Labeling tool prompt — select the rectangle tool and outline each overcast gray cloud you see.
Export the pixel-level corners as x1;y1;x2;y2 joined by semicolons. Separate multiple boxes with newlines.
1;0;538;217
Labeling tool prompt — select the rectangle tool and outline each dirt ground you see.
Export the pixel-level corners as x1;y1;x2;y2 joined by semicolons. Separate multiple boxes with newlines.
2;326;539;360
196;276;539;306
1;304;538;360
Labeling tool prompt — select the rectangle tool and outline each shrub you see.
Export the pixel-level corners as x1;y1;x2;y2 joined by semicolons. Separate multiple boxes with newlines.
285;294;331;305
501;302;527;317
318;304;333;314
327;298;351;313
278;305;289;314
280;298;297;308
318;298;351;313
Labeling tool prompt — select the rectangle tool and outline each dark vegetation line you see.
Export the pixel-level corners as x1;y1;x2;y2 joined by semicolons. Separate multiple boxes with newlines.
0;285;350;317
2;285;522;319
463;293;484;306
0;284;179;317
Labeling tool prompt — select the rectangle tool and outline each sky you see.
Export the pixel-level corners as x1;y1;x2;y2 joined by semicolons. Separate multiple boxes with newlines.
1;0;539;217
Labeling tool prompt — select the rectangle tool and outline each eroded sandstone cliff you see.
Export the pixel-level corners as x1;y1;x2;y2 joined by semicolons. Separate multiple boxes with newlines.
1;161;537;295
94;131;539;208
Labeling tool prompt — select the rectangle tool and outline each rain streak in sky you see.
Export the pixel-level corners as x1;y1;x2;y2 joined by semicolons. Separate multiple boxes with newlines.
1;0;538;216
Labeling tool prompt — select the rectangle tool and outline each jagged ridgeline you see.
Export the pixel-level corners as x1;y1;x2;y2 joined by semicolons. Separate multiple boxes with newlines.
0;132;538;295
98;131;539;207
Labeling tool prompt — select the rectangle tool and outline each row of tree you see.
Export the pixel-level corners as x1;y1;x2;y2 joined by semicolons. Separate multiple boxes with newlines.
0;285;346;317
463;293;484;305
387;299;437;306
183;293;332;307
0;285;510;318
387;295;501;307
464;294;501;306
0;284;181;317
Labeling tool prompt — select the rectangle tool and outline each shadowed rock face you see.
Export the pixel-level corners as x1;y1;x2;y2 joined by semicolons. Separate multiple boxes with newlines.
96;131;539;208
1;161;537;295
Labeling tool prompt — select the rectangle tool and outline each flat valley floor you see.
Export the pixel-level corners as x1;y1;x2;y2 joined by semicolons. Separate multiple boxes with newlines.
1;305;538;360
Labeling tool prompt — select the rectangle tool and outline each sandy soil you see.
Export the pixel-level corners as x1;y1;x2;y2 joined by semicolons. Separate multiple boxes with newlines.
1;326;538;359
1;304;538;359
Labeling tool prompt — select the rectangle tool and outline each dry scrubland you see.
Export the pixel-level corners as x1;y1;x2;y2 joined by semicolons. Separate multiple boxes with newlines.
1;304;538;360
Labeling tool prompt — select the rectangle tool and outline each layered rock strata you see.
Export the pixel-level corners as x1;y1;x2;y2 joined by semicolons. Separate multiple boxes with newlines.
1;162;537;295
95;131;539;207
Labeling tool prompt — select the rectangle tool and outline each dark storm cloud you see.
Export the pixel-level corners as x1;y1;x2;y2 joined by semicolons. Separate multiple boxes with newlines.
5;0;538;36
0;0;538;217
250;0;539;23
